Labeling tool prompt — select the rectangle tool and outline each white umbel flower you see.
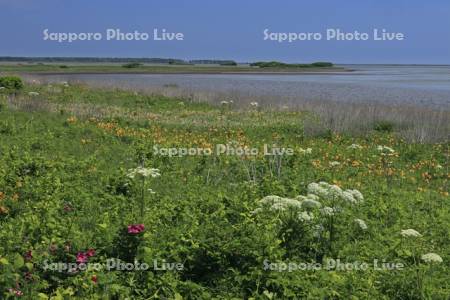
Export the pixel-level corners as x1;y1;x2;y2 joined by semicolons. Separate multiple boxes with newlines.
329;161;341;167
274;198;302;211
377;145;395;155
421;253;443;264
328;185;343;198
307;182;329;198
301;198;322;209
298;211;314;222
306;194;320;201
400;229;422;238
28;92;40;96
354;219;368;230
257;195;303;212
347;144;363;150
127;166;161;179
307;181;364;205
320;206;335;216
341;191;357;204
250;101;259;107
347;189;364;203
259;195;285;206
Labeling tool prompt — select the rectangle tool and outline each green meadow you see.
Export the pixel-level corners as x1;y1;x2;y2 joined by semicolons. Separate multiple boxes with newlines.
0;79;449;299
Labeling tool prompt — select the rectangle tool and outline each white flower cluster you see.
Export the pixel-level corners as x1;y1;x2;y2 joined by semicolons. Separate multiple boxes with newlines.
307;182;364;205
320;206;335;216
400;230;443;264
296;196;322;209
347;144;363;150
0;87;5;90
377;145;395;155
421;253;443;264
256;195;302;211
127;166;161;179
298;211;314;222
329;161;341;167
250;101;259;107
253;182;366;228
28;92;40;96
306;182;367;229
354;219;368;230
400;229;422;238
220;100;233;105
253;194;319;222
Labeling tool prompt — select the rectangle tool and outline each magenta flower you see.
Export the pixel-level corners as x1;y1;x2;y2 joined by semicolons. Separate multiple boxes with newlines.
127;224;145;234
76;248;95;263
91;275;98;283
76;252;88;263
86;248;96;257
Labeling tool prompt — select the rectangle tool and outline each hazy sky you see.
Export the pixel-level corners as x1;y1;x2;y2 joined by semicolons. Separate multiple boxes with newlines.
0;0;449;64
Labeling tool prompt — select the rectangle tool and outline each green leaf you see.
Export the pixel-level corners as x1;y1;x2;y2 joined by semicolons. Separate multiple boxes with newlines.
13;253;24;268
174;293;183;300
37;293;49;300
25;262;34;271
0;257;9;265
98;223;108;229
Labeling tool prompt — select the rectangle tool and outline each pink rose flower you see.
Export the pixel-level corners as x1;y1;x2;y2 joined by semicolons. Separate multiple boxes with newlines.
76;252;88;263
127;224;145;234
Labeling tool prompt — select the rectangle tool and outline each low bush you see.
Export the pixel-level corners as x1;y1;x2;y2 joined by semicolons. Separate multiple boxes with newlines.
0;76;24;93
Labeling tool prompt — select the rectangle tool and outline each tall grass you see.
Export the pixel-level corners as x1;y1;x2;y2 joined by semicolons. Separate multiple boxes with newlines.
16;76;450;143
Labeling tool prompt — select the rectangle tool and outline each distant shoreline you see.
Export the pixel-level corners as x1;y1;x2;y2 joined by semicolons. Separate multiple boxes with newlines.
0;64;351;75
25;70;353;76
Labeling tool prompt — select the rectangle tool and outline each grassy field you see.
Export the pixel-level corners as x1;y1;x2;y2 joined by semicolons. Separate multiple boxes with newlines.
0;82;449;299
0;63;346;74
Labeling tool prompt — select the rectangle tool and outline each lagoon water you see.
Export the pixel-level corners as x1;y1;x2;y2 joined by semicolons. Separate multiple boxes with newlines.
34;65;450;109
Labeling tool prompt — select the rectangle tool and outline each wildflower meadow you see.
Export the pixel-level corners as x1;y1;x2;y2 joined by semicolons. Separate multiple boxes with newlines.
0;78;448;299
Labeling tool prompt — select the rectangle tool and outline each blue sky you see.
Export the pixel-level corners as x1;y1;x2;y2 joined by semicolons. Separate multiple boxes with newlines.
0;0;449;64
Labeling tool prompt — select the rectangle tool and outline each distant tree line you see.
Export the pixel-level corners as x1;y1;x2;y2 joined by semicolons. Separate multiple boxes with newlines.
0;57;332;68
0;57;240;66
189;60;237;66
0;57;188;64
250;61;333;68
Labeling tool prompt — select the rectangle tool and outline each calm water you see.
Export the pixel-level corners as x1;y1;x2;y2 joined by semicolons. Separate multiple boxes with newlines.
34;65;450;109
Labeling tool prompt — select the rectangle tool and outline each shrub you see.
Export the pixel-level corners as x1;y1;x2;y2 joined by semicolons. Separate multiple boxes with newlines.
219;61;238;66
250;61;334;68
311;62;334;67
250;61;288;68
0;76;24;93
122;62;143;69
